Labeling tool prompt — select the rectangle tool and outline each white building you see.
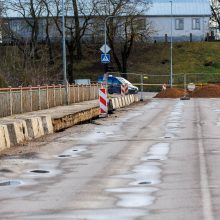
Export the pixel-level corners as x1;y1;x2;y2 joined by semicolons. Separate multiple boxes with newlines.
147;0;211;42
3;0;212;43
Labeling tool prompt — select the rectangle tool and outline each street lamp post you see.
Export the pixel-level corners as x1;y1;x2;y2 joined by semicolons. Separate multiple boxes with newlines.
103;16;117;73
61;0;68;104
102;16;118;92
170;0;173;88
104;16;117;55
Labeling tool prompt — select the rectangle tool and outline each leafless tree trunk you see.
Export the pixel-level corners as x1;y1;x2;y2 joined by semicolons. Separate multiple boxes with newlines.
6;0;45;59
95;0;152;77
72;0;82;60
50;0;97;82
42;0;54;64
211;0;220;33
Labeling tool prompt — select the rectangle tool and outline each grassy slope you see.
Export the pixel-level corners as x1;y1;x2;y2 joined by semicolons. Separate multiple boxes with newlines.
73;42;220;84
1;42;220;86
129;42;220;74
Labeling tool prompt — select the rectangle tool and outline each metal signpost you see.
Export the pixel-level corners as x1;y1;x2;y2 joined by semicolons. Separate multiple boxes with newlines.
61;0;68;105
170;0;173;88
100;44;111;54
101;54;111;63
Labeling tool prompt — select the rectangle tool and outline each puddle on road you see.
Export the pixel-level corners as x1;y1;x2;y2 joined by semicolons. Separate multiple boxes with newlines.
130;179;160;186
138;181;152;185
0;180;21;186
106;187;158;193
108;142;170;212
167;122;180;128
163;136;172;139
58;146;88;159
148;143;170;156
58;155;72;158
116;194;155;208
0;169;13;173
165;101;185;138
141;155;166;161
211;150;220;154
26;209;148;220
30;170;50;174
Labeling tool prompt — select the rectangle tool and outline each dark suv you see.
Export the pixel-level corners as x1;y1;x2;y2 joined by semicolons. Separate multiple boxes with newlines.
98;75;139;94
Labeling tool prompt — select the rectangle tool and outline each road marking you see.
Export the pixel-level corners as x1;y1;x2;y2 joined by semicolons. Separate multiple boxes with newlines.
197;104;214;220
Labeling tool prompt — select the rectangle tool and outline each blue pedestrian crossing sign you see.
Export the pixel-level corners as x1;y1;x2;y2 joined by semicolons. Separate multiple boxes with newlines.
101;54;110;63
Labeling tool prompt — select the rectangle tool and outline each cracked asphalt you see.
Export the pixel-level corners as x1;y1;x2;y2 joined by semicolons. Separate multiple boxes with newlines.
1;97;220;220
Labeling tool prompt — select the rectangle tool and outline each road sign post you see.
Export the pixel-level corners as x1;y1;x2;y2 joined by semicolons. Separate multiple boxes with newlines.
101;54;110;63
100;44;111;54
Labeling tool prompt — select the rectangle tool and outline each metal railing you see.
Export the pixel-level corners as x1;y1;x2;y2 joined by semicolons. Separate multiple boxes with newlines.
0;84;101;118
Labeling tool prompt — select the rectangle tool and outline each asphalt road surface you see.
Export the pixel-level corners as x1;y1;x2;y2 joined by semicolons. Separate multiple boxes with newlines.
1;98;220;220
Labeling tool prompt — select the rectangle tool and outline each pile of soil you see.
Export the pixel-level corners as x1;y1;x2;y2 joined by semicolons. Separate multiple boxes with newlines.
154;84;220;98
190;84;220;98
154;88;186;98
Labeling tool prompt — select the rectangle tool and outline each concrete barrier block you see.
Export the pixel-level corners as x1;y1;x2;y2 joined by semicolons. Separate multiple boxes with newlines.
130;95;134;103
0;125;10;150
121;97;126;107
118;97;123;108
0;119;28;146
125;96;129;105
115;98;120;109
127;95;131;104
111;99;116;109
134;95;139;102
40;115;54;134
25;117;44;139
124;96;128;106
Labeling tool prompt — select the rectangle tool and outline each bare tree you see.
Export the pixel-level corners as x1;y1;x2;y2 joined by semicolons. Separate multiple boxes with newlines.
41;0;54;64
6;0;45;59
95;0;152;76
211;0;220;33
50;0;97;82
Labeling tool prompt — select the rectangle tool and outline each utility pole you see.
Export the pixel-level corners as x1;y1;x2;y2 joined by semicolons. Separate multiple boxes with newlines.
62;0;68;104
170;0;173;88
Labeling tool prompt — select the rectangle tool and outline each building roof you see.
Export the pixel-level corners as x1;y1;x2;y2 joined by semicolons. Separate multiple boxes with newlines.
146;0;211;16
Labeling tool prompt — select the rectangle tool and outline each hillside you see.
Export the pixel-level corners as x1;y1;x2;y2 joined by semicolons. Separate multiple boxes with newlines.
70;41;220;85
1;41;220;87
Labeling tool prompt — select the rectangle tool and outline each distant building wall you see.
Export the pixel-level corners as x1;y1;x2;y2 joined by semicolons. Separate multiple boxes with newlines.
149;16;210;42
2;15;211;44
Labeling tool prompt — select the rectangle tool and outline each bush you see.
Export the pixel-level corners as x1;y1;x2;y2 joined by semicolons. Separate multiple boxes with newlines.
204;58;215;67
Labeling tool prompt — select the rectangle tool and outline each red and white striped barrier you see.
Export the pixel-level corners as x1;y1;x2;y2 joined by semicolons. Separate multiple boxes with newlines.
99;88;108;114
121;84;128;96
162;84;166;91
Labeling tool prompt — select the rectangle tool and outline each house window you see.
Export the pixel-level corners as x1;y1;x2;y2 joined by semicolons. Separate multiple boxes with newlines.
192;18;200;30
175;18;184;30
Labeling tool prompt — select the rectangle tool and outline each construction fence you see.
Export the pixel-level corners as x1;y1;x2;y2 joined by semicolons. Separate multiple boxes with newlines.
127;73;220;92
0;84;101;118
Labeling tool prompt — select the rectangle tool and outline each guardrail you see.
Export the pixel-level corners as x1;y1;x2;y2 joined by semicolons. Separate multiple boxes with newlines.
0;84;101;118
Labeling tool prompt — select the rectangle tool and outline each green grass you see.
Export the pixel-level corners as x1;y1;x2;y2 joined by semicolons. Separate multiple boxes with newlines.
128;42;220;75
2;41;220;87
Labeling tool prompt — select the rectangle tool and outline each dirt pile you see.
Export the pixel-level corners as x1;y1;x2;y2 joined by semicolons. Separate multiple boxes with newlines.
154;88;186;98
154;84;220;98
190;84;220;98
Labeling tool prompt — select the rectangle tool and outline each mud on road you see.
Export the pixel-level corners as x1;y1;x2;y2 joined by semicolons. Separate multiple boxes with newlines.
0;101;149;159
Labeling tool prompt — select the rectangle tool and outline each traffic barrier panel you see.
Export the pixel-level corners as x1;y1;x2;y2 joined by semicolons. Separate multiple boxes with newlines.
99;88;108;114
121;84;128;96
125;84;128;95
